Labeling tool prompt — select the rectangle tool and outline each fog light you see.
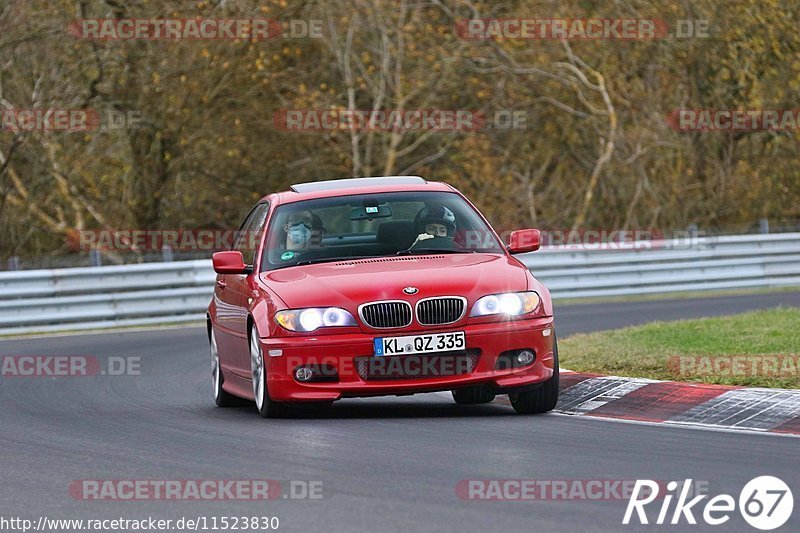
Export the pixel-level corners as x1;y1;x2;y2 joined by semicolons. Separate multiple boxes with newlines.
294;367;314;382
517;350;535;365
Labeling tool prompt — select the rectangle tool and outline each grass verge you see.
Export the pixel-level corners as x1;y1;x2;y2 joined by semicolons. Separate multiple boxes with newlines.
559;307;800;388
552;285;800;306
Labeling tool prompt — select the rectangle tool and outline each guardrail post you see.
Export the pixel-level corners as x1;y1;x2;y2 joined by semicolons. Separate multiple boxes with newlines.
759;218;769;234
89;249;102;267
162;244;174;262
7;256;20;271
688;224;698;240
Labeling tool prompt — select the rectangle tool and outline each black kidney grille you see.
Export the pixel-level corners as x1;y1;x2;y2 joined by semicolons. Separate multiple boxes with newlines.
416;297;465;325
360;301;413;328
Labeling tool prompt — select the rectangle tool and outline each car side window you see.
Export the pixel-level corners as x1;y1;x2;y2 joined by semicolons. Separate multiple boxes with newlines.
233;202;269;266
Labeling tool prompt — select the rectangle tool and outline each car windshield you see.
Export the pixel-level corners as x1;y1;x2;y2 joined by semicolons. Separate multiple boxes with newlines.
261;191;504;271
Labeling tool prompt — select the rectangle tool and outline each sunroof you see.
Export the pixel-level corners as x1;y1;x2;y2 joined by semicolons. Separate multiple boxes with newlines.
290;176;426;193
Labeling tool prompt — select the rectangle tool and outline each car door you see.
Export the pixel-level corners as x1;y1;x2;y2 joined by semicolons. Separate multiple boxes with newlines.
214;202;270;377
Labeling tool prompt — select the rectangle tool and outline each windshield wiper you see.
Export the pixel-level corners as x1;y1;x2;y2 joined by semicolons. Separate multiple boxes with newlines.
396;248;477;256
295;255;381;266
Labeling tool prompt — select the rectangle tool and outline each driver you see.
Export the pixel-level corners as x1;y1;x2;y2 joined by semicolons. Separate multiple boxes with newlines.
284;210;319;251
409;204;457;248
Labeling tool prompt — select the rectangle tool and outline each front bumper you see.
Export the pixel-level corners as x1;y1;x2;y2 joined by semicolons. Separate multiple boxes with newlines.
260;317;555;402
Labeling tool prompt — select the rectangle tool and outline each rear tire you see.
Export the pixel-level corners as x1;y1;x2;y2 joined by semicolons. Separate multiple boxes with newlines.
210;328;239;407
509;334;560;414
452;386;496;404
250;325;289;418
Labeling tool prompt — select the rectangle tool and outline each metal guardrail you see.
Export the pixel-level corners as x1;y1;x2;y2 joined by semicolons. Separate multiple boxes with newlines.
0;233;798;335
0;261;214;335
520;232;800;299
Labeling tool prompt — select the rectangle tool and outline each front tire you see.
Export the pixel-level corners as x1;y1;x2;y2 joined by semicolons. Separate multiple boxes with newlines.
210;328;239;407
250;325;288;418
509;334;560;414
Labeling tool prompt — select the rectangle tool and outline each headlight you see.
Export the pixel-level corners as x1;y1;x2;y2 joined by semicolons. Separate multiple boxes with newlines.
275;307;357;332
470;291;541;317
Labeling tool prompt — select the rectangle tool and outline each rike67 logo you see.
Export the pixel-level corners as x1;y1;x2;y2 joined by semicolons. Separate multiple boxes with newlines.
624;477;793;530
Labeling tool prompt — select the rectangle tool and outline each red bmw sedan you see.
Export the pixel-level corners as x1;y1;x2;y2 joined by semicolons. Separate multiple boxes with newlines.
207;176;557;417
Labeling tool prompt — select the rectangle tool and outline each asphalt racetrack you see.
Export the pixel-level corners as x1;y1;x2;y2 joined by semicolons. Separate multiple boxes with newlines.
1;291;799;532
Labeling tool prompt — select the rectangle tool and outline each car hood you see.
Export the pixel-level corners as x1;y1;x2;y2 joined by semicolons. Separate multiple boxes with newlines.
260;253;529;309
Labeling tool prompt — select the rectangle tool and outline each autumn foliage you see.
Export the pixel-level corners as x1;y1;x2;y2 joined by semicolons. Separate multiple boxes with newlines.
1;0;799;259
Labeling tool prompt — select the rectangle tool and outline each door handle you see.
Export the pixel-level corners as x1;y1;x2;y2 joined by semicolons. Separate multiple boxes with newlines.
216;280;227;289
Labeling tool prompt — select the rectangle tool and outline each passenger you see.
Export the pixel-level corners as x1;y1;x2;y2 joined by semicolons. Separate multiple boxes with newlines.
284;211;315;251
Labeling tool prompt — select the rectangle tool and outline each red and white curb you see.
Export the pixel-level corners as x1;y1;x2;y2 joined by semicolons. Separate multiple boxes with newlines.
542;371;800;436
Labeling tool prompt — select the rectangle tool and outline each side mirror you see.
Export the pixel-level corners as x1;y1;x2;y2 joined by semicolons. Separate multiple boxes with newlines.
507;229;541;254
212;251;251;275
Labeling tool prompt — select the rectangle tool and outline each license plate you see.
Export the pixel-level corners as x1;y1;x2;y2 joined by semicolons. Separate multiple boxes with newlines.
374;331;465;356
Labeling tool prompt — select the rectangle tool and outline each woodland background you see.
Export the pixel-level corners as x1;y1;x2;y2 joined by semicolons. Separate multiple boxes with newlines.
1;0;799;263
